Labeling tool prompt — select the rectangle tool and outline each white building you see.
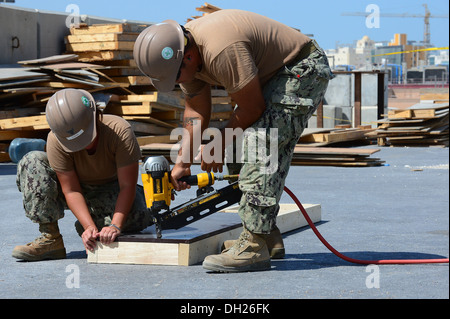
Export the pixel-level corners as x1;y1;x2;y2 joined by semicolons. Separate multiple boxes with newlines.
429;50;449;66
325;35;375;70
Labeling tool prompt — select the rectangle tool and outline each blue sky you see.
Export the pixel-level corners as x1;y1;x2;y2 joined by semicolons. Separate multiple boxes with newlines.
6;0;450;50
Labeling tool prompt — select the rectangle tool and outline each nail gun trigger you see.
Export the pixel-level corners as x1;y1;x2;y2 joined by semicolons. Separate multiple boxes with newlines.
196;185;214;197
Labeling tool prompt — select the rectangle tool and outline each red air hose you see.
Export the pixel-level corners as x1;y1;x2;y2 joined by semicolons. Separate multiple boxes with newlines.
283;186;449;265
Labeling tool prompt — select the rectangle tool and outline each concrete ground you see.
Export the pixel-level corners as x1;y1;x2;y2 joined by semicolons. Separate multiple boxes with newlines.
0;146;448;303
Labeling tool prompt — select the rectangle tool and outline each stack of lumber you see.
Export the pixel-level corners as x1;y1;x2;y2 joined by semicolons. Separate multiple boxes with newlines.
66;21;236;134
106;92;184;136
139;142;384;167
367;102;449;147
0;54;107;95
65;23;150;86
298;125;376;147
0;57;183;162
291;146;383;167
0;18;237;162
0;54;105;161
208;89;235;128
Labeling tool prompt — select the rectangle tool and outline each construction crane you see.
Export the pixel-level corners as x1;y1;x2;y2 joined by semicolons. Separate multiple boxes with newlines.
342;4;449;47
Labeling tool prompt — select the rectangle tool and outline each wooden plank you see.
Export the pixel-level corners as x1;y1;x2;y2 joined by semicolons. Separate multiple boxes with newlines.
17;54;79;65
106;102;152;115
119;93;184;107
66;41;135;52
196;3;222;14
388;108;436;119
66;33;138;43
325;130;367;143
37;81;91;89
136;135;178;146
0;115;48;130
87;203;321;266
298;127;374;146
88;242;180;265
70;23;149;35
39;62;104;70
76;51;134;62
372;105;448;147
388;109;412;119
291;160;384;167
294;146;380;156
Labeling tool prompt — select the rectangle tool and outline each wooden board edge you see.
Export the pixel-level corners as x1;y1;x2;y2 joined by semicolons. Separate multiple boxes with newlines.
87;203;321;266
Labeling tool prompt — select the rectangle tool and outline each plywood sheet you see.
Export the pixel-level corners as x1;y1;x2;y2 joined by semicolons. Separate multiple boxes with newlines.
87;203;321;266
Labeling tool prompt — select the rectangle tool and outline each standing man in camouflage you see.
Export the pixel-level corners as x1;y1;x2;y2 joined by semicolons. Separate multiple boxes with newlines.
134;9;334;272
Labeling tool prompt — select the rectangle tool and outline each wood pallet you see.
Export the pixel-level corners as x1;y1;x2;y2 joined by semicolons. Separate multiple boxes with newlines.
368;102;449;147
87;203;321;266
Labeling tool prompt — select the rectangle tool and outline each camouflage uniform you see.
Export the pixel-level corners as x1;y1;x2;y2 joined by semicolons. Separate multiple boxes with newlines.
228;41;334;234
16;151;151;236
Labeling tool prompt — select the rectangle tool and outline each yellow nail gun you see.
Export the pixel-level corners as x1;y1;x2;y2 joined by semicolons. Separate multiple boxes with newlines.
141;156;241;238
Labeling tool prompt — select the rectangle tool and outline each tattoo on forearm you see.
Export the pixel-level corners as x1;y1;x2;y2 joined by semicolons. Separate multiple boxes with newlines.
183;117;200;128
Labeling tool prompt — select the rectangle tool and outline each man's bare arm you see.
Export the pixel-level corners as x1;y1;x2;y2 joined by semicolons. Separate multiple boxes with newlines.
171;84;212;190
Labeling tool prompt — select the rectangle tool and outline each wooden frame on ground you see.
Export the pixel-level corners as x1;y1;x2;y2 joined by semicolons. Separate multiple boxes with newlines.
87;203;321;266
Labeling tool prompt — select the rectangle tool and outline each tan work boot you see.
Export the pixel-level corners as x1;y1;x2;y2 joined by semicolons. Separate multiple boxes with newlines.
12;222;66;261
203;228;271;272
222;226;285;259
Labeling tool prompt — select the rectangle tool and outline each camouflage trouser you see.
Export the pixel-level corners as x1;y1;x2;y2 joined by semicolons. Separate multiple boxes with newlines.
16;151;152;236
227;41;334;234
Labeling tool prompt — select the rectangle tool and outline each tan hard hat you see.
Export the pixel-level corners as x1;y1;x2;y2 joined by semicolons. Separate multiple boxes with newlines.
45;89;97;152
134;20;185;92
